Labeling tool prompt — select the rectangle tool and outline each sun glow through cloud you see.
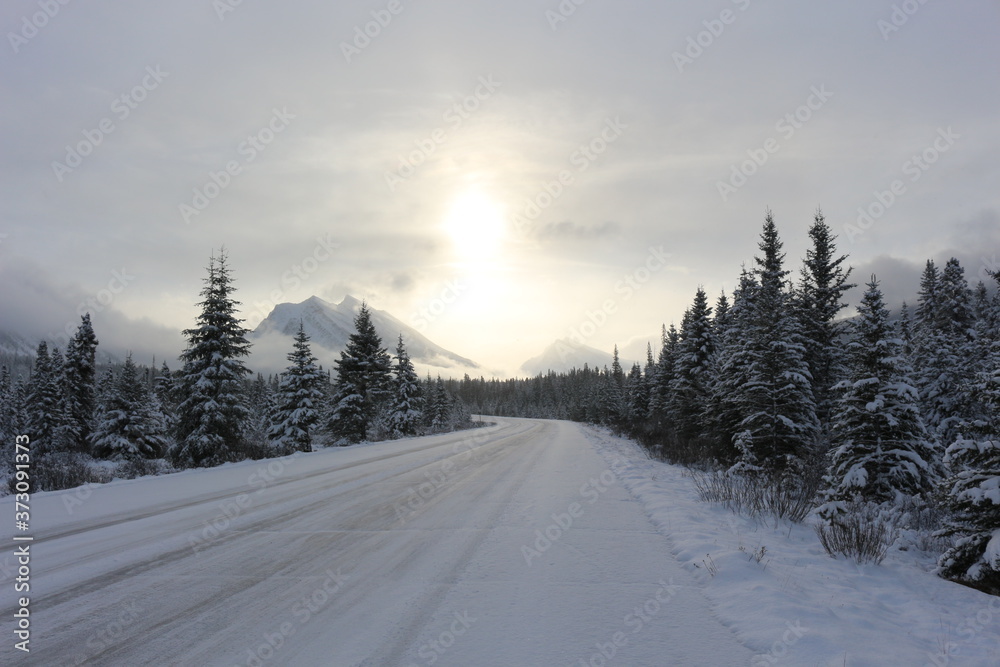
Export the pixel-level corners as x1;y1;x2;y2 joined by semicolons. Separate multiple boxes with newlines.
442;188;506;258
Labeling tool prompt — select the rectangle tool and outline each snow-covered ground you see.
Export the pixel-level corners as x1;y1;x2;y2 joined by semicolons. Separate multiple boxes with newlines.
583;424;1000;667
2;417;998;665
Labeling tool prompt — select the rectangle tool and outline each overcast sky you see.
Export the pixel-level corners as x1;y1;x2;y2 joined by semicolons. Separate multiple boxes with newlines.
2;0;998;376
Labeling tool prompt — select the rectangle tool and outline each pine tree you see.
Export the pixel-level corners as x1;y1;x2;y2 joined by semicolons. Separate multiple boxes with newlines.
670;287;715;445
173;251;253;466
796;210;855;439
732;213;819;475
61;314;99;452
153;361;179;435
648;324;679;446
389;334;423;438
938;329;1000;594
703;270;758;463
91;354;169;460
0;366;13;447
625;361;650;434
25;342;63;455
817;278;935;521
327;302;392;444
268;322;326;453
898;302;914;358
915;258;977;444
429;375;453;429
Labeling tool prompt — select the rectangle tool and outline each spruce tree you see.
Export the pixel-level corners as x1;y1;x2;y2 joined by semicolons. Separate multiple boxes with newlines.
173;251;253;466
732;213;818;475
91;353;169;460
625;361;650;435
939;329;1000;594
61;314;99;452
428;375;453;429
266;321;326;453
25;342;63;455
389;334;423;437
670;287;715;446
703;270;758;463
0;366;13;447
915;258;977;444
268;322;326;453
796;210;854;439
817;278;935;521
327;302;392;444
648;323;679;448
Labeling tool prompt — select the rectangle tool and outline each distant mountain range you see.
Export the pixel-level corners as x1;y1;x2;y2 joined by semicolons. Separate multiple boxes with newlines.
250;295;479;373
520;338;616;376
0;330;36;357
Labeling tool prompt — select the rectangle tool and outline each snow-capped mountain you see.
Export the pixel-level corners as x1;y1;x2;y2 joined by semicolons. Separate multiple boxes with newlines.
0;330;36;357
520;338;615;376
250;295;479;372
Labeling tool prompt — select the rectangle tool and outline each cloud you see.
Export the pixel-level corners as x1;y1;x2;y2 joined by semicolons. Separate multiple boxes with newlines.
0;257;184;364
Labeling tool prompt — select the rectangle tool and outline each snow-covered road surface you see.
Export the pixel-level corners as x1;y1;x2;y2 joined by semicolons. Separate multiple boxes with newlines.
1;418;752;666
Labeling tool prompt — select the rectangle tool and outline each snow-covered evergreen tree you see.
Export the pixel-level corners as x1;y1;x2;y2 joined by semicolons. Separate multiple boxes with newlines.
91;353;169;460
327;302;392;444
61;314;99;452
938;324;1000;593
388;334;423;438
732;213;819;475
669;287;715;445
625;360;650;432
915;258;977;445
703;270;758;463
0;366;15;446
796;210;854;439
25;342;63;455
427;375;453;430
817;278;935;521
173;251;253;466
268;322;325;453
648;324;679;446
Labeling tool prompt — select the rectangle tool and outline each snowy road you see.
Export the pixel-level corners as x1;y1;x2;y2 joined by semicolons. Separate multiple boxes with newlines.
1;418;752;666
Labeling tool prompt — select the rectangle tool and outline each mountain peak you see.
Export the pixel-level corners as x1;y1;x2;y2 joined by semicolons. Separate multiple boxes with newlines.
521;338;615;376
250;295;479;373
337;294;363;309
